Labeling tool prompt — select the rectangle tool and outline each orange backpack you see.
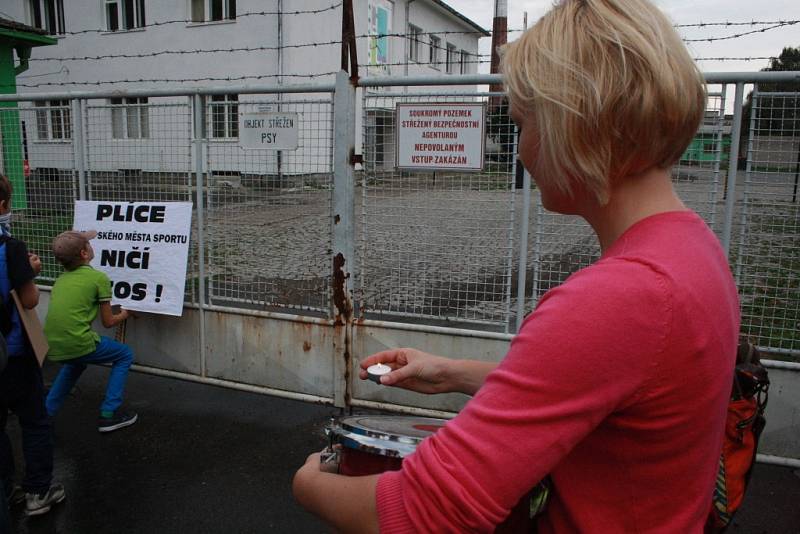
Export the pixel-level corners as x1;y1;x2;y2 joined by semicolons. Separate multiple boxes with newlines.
705;340;769;533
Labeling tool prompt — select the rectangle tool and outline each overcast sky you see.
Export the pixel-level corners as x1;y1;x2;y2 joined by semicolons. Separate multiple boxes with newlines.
452;0;800;75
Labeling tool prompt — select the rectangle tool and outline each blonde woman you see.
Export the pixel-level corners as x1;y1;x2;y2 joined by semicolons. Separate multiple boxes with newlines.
293;0;739;531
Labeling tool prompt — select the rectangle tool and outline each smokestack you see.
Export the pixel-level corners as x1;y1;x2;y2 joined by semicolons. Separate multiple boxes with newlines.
489;0;507;104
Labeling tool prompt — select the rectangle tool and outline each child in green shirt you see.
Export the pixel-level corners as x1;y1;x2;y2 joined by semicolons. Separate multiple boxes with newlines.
44;230;138;433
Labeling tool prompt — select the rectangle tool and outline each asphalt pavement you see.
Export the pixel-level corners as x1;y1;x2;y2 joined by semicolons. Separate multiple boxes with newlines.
4;365;800;533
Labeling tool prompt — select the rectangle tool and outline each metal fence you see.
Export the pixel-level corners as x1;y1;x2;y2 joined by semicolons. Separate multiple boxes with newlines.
0;72;797;360
359;90;517;329
734;89;800;356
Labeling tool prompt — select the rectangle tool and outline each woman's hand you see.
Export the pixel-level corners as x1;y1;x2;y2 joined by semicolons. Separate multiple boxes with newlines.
293;451;380;534
294;452;323;491
359;348;456;394
293;452;324;515
28;253;42;275
360;348;499;396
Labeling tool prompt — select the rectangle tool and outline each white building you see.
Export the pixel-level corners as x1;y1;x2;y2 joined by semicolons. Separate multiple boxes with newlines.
4;1;487;179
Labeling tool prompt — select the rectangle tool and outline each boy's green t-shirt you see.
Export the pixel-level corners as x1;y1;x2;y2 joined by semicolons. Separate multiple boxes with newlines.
44;265;112;361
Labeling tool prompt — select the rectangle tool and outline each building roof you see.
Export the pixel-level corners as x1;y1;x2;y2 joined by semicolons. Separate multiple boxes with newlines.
428;0;490;37
0;17;57;47
0;17;46;35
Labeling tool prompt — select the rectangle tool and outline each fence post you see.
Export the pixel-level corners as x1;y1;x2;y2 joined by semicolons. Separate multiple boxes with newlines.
721;82;745;255
332;71;356;408
514;168;531;333
709;85;727;231
192;94;208;378
71;98;87;200
734;87;759;284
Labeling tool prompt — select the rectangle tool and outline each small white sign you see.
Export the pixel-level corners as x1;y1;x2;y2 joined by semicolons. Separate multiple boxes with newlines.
396;103;486;171
239;112;299;150
73;201;193;316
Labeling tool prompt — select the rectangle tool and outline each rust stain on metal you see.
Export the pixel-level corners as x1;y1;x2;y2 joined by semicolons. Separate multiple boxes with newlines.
332;253;352;322
332;252;353;405
303;341;312;352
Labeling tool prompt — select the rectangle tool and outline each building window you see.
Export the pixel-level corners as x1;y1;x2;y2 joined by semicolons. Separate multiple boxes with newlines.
429;35;440;67
191;0;236;23
460;50;469;74
110;98;149;139
34;100;71;140
106;0;146;31
211;94;238;138
446;43;457;74
408;24;421;63
29;0;65;35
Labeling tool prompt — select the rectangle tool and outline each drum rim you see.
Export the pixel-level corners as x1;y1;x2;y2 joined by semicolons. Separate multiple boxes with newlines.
336;415;447;446
335;433;415;458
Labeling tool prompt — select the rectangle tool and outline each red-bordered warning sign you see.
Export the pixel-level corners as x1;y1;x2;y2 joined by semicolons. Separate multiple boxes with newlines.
395;102;486;171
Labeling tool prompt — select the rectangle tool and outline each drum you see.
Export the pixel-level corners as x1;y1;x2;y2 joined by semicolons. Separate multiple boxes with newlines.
324;415;446;476
322;414;538;532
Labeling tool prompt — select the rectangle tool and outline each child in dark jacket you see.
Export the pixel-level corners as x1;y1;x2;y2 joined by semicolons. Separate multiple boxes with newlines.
0;174;65;517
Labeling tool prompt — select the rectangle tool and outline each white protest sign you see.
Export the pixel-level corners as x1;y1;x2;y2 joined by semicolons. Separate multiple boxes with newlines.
395;102;486;171
239;112;299;150
73;201;193;316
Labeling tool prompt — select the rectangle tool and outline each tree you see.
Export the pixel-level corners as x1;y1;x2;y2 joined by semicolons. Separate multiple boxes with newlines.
741;46;800;141
738;46;800;201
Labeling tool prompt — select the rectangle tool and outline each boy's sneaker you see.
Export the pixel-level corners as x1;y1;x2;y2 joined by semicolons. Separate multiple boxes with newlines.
25;483;66;516
98;410;138;433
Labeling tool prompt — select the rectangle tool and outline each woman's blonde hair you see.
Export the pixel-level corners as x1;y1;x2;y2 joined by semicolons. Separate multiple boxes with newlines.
502;0;706;204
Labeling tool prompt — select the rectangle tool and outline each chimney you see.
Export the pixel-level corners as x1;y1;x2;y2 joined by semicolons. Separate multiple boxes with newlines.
489;0;508;107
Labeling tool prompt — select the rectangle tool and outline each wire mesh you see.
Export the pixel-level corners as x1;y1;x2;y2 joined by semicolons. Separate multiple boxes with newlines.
673;90;728;232
734;88;800;356
359;91;516;330
0;73;796;358
526;204;598;308
84;97;197;302
204;95;334;314
524;92;732;315
0;102;76;282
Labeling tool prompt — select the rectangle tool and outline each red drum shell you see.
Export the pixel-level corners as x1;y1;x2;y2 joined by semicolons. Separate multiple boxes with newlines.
327;415;532;532
339;447;403;476
328;415;445;477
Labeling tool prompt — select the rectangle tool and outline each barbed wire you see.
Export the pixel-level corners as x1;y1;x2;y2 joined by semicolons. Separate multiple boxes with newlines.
16;66;69;79
14;8;799;43
15;54;787;88
9;61;797;89
694;57;777;62
683;21;799;42
674;19;798;28
404;20;800;48
10;72;341;89
30;42;344;62
29;32;493;63
53;2;343;35
27;18;800;65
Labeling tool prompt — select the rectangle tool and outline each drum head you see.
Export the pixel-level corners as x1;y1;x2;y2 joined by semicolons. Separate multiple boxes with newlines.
328;415;448;458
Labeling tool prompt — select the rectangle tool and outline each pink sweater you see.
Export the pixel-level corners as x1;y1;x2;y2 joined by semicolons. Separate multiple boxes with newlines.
376;211;740;533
